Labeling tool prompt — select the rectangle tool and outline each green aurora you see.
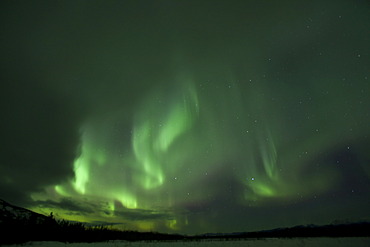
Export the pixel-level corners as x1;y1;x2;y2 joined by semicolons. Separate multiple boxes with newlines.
0;0;369;234
29;76;369;232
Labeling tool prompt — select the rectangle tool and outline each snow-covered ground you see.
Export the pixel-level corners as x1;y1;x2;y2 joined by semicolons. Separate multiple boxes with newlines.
3;238;369;247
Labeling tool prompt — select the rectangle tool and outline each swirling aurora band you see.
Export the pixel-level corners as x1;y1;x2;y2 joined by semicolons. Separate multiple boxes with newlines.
28;78;368;233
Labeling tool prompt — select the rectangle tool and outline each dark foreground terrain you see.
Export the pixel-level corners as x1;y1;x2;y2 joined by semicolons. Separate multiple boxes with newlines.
1;199;369;244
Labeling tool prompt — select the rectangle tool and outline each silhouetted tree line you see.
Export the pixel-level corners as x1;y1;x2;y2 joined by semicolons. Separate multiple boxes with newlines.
0;214;185;244
193;222;370;240
1;213;369;244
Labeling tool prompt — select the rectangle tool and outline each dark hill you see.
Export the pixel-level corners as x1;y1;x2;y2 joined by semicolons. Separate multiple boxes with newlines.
0;199;54;225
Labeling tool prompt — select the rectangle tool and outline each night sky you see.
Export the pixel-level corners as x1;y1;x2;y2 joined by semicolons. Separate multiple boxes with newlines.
1;0;369;234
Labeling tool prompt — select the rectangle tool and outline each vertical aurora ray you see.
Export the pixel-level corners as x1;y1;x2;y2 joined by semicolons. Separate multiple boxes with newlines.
73;156;89;194
132;83;199;190
132;121;164;189
243;130;279;199
72;126;107;194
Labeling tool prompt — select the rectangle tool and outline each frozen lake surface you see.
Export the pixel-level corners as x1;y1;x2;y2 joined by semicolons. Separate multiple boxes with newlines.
3;238;369;247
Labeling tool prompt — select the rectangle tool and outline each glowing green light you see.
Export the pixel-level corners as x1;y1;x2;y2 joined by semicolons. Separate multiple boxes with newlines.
156;87;199;152
71;127;109;194
116;192;137;209
94;149;106;166
260;131;278;180
55;185;69;197
251;182;275;197
107;201;115;212
73;156;89;194
156;104;192;151
167;219;178;230
132;122;164;189
132;83;199;190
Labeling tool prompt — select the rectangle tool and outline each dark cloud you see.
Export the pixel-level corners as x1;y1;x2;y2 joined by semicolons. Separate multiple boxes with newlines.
32;198;95;215
0;75;85;205
86;221;123;227
114;207;174;221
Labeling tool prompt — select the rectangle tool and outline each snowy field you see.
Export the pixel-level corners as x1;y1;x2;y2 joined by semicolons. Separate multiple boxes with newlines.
3;238;369;247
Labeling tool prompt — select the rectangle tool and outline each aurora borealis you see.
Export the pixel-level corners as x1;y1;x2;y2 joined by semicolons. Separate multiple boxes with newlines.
0;0;369;234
